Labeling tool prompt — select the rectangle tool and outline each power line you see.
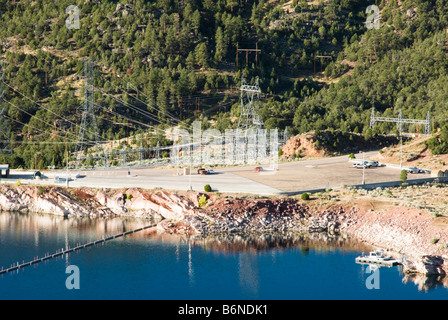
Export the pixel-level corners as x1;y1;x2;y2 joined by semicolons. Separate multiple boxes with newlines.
3;114;72;142
94;103;156;130
96;86;162;126
4;100;121;147
0;61;12;154
0;140;75;145
2;81;102;141
104;78;181;125
5;99;79;143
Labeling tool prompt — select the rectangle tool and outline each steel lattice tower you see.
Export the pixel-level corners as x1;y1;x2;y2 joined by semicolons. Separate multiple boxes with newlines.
76;59;100;159
370;108;431;136
237;78;263;130
0;62;11;154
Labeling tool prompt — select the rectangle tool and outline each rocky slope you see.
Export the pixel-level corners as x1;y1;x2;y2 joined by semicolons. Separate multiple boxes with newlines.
281;132;324;159
372;133;448;172
281;131;399;159
0;183;447;276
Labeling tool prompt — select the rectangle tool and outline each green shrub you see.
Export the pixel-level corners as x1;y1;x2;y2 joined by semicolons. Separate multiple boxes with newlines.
400;169;407;184
125;194;133;200
204;184;212;192
301;192;310;200
431;238;439;244
198;194;207;207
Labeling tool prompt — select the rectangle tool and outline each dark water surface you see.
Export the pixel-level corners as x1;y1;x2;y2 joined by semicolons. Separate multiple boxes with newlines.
1;212;448;300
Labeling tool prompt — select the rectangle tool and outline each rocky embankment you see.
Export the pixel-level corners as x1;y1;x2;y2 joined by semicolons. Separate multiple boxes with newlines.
0;184;447;276
0;185;349;234
343;203;448;277
0;184;197;219
178;196;350;235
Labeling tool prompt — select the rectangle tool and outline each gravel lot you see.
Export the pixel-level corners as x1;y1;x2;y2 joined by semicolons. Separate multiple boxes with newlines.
13;151;431;195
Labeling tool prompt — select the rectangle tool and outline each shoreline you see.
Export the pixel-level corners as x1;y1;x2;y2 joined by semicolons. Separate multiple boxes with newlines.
0;183;447;276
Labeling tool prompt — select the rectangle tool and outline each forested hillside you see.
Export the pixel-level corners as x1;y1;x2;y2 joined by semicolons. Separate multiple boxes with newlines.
295;0;448;137
0;0;447;169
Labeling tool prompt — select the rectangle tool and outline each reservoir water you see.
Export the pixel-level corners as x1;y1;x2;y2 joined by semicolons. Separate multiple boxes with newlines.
1;212;448;300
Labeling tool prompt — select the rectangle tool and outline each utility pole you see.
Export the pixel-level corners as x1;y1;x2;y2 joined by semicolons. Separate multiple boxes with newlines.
362;151;365;185
313;55;332;75
189;145;192;191
178;97;182;121
400;135;403;169
35;152;41;170
66;149;69;187
236;42;261;68
195;97;200;119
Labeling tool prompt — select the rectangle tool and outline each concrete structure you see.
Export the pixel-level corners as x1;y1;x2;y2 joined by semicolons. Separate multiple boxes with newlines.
0;164;10;178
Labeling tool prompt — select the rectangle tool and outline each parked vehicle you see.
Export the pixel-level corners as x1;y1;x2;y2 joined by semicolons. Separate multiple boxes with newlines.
353;162;371;169
197;168;207;175
54;176;72;182
207;169;215;174
406;167;421;174
255;167;263;172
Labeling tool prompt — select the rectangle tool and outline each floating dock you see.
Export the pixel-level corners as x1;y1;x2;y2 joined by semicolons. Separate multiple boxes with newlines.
355;256;402;267
0;224;155;275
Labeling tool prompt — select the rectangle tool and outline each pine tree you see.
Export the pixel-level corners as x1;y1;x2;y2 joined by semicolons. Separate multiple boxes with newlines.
157;89;168;121
214;26;226;62
195;43;208;69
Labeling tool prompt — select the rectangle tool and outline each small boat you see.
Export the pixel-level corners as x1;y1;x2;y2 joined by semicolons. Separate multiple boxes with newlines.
355;250;401;267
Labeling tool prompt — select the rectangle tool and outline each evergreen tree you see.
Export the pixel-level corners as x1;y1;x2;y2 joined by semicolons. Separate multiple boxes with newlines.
214;27;226;63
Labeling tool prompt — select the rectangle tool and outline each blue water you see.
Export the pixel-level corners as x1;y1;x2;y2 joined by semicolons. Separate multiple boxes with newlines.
1;212;448;300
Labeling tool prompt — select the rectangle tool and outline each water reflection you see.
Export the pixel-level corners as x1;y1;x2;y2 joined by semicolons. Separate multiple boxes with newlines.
188;240;194;286
0;211;157;244
181;232;368;297
238;253;259;297
403;272;448;292
1;211;448;294
0;211;157;272
188;231;367;254
179;232;448;293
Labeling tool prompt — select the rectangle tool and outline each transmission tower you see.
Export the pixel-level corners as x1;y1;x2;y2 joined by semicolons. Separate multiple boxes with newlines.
237;78;263;130
0;61;11;154
76;59;100;159
370;108;431;136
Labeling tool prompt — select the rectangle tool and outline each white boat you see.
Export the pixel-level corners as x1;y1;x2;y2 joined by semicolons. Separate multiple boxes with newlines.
355;250;401;266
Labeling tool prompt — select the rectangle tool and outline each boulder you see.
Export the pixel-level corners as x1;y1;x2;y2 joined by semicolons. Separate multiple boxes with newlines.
404;255;446;275
281;133;323;159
